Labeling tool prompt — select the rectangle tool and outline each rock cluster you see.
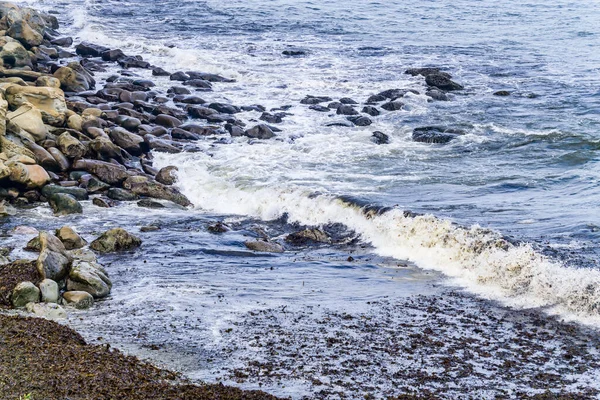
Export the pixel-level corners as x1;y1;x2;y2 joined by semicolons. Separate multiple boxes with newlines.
5;225;141;318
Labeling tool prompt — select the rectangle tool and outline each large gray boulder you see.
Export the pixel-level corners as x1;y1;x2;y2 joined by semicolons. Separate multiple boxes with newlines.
36;231;72;281
66;260;111;298
11;281;39;308
39;278;59;303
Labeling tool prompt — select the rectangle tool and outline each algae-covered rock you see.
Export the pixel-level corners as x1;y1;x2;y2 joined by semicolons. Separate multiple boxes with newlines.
66;260;111;298
90;228;141;253
11;281;39;308
48;193;82;216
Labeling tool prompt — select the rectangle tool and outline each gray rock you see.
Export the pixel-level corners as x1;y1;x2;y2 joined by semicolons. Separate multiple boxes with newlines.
41;184;89;200
244;240;284;253
425;74;464;91
155;166;178;185
67;260;112;298
362;106;380;116
36;231;72;281
122;176;191;207
25;302;67;319
336;105;359;115
39;279;59;303
90;228;142;253
71;159;129;185
347;116;372;126
244;124;275;140
48;193;82;215
12;282;40;308
107;188;139;201
62;291;94;309
381;101;404;111
372;131;390;145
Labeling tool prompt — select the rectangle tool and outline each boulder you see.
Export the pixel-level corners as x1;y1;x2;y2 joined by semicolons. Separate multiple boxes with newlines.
155;166;178;185
7;18;42;48
48;147;70;171
412;126;465;144
372;131;390;145
154;114;182;128
300;95;332;105
244;240;284;253
381;101;404;111
75;41;110;57
285;228;331;245
108;127;144;156
24;141;58;171
11;281;39;308
41;184;88;200
122;176;191;207
405;68;451;78
336;105;358;115
244;124;275;140
55;226;87;250
7;103;47;141
67;260;111;298
48;193;82;215
90;228;141;253
106;187;138;201
137;199;164;208
425;74;464;91
0;36;32;68
362;106;380;116
56;132;86;159
347;116;372;126
89;137;123;162
5;85;68;126
7;161;50;188
71;159;128;185
426;89;449;101
25;302;67;319
39;279;59;303
53;63;95;93
62;291;94;309
92;197;113;208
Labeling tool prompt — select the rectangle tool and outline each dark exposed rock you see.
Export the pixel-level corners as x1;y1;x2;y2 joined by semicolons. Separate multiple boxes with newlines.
41;185;88;201
244;124;275;140
107;188;139;201
71;159;129;185
48;193;82;216
362;106;380;116
50;37;73;47
186;71;235;82
101;49;125;62
366;94;386;104
176;95;205;104
372;131;389;145
241;105;266;112
336;105;359;115
208;103;240;114
309;105;329;112
90;228;141;253
339;97;358;105
152;67;171;76
347;116;372;126
168;86;191;95
425;74;464;91
118;56;150;69
137;199;165;209
122;176;191;207
381;101;404;111
154;114;182;128
226;123;245;137
300;95;332;105
244;240;284;253
75;41;110;57
260;112;283;123
179;124;222;136
207;221;230;233
155;166;178;186
494;90;511;96
285;228;331;246
405;68;451;78
282;49;308;56
183;79;212;89
170;71;190;81
426;89;449;101
92;197;113;208
412;126;466;144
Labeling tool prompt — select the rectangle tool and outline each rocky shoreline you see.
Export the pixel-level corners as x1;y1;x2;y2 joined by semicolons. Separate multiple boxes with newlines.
1;2;598;399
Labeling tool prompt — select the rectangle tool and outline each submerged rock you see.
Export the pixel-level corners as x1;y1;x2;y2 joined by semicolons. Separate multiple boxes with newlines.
90;228;142;253
244;240;284;253
285;228;331;246
412;126;466;144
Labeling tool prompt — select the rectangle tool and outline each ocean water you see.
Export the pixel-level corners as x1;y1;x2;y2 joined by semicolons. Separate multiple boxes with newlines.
9;0;600;397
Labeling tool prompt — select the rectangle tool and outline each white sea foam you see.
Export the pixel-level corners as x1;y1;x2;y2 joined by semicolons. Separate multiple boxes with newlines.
154;151;600;325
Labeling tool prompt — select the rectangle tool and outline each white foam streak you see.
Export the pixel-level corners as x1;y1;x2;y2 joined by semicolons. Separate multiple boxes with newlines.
155;152;600;325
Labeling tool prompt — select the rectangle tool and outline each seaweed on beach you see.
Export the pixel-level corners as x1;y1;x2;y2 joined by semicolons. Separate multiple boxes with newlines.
0;315;283;400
